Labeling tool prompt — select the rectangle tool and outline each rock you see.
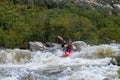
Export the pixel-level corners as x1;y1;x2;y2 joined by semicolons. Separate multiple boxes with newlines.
72;41;88;51
51;43;61;48
113;4;120;9
29;41;61;51
44;42;54;47
29;41;47;51
103;78;109;80
29;41;87;51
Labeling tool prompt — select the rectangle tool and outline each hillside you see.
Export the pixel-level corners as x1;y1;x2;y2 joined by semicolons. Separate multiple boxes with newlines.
0;0;120;48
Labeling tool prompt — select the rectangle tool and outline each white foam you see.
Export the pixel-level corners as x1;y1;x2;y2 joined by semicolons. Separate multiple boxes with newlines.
0;44;120;80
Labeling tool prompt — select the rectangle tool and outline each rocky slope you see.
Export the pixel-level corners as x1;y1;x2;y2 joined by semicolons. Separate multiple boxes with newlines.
54;0;120;9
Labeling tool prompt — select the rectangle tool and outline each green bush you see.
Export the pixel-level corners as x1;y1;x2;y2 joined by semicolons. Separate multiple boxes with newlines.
118;69;120;78
0;1;120;48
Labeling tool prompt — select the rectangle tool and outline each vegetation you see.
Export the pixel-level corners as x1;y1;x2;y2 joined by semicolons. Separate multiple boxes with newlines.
0;0;120;49
118;68;120;78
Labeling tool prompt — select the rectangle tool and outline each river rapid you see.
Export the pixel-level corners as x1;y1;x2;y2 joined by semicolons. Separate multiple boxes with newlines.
0;44;120;80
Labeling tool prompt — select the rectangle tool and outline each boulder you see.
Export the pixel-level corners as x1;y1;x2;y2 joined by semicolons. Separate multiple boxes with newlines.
29;41;87;51
29;41;47;51
72;41;88;51
113;4;120;9
29;41;61;51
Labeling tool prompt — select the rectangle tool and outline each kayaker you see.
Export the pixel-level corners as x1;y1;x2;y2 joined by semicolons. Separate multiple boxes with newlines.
65;39;73;53
62;39;77;57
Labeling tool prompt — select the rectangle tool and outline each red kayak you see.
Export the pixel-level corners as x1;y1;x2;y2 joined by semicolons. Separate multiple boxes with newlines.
62;51;72;57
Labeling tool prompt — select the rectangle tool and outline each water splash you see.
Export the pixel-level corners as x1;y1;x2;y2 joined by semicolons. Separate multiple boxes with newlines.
0;44;120;80
0;49;33;64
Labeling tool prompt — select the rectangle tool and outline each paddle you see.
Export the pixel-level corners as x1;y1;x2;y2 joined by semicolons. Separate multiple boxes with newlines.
57;35;65;42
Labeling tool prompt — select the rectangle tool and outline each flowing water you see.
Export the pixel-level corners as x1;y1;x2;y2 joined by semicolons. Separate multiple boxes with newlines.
0;44;120;80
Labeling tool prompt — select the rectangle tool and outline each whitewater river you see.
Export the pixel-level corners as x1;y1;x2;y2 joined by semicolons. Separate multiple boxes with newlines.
0;44;120;80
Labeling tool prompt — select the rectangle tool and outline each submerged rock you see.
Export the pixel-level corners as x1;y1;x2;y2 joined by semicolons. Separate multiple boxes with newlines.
103;78;109;80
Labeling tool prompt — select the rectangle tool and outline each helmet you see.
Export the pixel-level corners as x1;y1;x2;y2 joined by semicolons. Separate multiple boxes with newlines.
68;39;72;43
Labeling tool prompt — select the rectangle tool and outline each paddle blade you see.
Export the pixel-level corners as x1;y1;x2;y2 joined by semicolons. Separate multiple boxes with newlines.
57;35;64;41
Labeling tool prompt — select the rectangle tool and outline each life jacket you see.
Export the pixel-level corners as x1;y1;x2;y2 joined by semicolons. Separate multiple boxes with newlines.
64;44;77;51
72;45;77;50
